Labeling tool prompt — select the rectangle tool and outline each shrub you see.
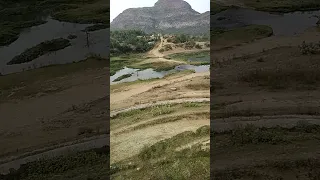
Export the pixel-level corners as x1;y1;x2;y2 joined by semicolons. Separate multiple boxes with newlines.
299;41;320;55
185;41;196;49
195;44;202;49
164;44;173;51
159;48;165;53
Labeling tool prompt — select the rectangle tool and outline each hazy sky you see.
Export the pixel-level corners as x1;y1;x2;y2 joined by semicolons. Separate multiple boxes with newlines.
110;0;210;22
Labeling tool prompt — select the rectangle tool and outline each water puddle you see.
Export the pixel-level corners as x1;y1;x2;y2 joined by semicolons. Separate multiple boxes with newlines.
110;65;209;84
212;8;320;36
0;16;109;75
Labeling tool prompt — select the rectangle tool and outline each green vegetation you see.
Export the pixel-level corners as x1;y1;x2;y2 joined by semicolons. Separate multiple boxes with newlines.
110;59;130;76
195;44;202;49
110;54;143;75
0;56;107;101
168;34;209;44
8;38;71;65
299;41;320;55
166;51;210;65
185;41;196;49
111;30;158;55
0;20;46;46
0;147;109;180
241;0;320;12
111;102;209;130
130;61;180;72
213;158;320;180
150;104;175;116
51;0;109;24
113;74;132;82
111;126;210;179
82;24;108;32
212;25;273;47
0;0;109;46
163;44;173;51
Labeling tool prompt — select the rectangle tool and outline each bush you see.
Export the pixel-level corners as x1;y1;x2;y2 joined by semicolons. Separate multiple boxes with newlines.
176;43;184;48
164;44;173;51
195;44;202;49
159;48;165;53
185;41;196;49
110;30;154;55
299;41;320;55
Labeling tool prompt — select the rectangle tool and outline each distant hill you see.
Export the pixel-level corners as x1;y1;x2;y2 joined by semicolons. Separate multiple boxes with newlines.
111;0;209;35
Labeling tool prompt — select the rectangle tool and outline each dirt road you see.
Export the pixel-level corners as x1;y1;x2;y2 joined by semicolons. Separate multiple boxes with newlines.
110;36;211;166
110;71;210;111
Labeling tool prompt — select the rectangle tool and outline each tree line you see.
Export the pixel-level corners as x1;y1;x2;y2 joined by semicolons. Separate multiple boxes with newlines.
110;30;159;55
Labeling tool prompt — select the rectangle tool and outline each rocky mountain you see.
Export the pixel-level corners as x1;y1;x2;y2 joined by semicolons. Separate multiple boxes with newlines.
111;0;209;35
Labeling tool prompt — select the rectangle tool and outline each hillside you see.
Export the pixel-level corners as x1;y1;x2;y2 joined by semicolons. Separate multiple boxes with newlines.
111;0;209;35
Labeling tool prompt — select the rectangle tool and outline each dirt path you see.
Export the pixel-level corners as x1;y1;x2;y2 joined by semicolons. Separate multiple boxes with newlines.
147;36;209;61
110;71;209;111
110;36;211;165
111;98;210;117
136;57;187;65
110;118;209;163
148;36;165;58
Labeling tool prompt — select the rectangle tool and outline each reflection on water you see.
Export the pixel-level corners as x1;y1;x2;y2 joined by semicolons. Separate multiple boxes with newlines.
212;8;320;36
0;16;109;75
110;65;209;84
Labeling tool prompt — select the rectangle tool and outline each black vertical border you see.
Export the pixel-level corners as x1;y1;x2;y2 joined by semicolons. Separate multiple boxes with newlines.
210;0;214;179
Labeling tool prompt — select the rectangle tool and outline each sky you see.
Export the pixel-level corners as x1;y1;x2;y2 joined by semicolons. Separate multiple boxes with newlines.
110;0;210;22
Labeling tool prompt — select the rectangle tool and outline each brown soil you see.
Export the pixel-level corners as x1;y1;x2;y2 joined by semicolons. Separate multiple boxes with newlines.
212;27;320;179
0;67;109;166
110;36;210;165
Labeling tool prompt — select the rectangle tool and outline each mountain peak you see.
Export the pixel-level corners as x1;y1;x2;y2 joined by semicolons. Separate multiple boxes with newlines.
154;0;192;10
111;0;209;35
